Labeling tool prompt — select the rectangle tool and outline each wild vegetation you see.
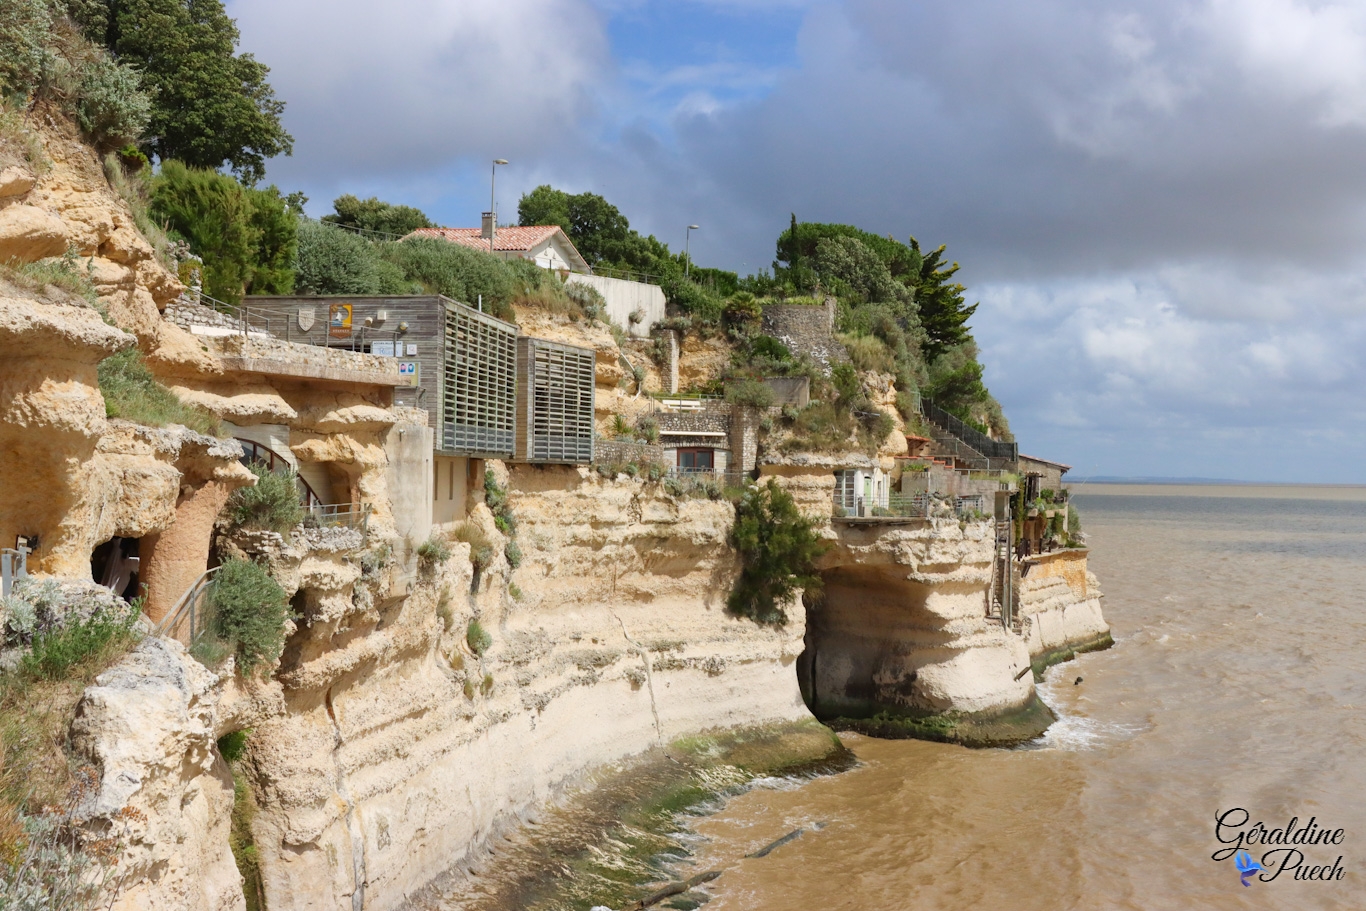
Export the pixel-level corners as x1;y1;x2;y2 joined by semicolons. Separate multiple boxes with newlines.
727;480;825;626
213;730;265;911
224;462;305;534
322;194;432;238
149;161;297;303
0;581;144;905
204;558;293;676
466;619;492;657
97;348;222;435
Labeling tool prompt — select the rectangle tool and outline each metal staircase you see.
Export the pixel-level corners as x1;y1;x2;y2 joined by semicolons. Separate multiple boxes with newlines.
920;398;1019;471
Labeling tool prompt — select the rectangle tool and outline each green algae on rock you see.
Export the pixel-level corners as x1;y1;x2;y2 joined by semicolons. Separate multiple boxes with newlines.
826;692;1059;748
415;719;851;911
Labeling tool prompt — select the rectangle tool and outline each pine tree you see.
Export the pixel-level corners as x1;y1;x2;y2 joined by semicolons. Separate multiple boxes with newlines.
907;237;978;361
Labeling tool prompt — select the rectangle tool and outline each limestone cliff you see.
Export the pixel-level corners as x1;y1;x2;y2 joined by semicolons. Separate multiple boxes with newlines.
72;469;807;911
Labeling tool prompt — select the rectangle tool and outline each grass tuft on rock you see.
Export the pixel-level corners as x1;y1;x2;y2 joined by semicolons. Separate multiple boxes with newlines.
97;348;221;436
466;619;492;656
417;535;451;568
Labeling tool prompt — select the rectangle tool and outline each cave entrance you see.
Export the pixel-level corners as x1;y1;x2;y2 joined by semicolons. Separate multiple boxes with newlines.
90;536;144;602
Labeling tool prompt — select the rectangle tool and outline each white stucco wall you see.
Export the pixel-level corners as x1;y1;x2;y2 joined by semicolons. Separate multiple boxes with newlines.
565;273;667;337
529;237;578;272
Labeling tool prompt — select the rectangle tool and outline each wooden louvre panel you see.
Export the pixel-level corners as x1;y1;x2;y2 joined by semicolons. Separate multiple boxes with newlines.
516;337;595;464
441;304;517;456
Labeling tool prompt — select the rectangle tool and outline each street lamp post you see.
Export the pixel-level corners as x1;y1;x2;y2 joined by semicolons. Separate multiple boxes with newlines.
490;159;508;253
685;224;699;278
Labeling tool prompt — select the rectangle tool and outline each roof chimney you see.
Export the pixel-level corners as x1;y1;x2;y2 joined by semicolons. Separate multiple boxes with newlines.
481;211;494;240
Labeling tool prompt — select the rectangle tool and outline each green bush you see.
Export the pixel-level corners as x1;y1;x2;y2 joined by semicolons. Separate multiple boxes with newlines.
840;333;896;374
727;480;825;626
71;52;151;151
417;535;451;567
748;334;792;363
18;598;140;682
565;280;606;320
466;619;491;656
98;348;222;436
216;729;250;763
505;539;522;569
725;377;775;408
379;236;542;322
662;276;724;324
294;219;410;295
0;0;50;95
322;194;432;237
207;558;293;676
150;162;297;303
225;462;304;533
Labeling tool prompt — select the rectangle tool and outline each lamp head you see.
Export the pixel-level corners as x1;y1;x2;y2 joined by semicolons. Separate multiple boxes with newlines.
494;159;509;165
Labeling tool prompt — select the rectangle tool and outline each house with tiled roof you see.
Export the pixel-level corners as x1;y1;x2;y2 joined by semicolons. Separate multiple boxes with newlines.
406;224;591;274
408;220;667;340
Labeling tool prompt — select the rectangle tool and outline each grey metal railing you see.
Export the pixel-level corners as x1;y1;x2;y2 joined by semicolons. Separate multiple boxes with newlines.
921;398;1018;463
154;566;219;646
303;503;371;530
834;493;990;520
168;294;403;354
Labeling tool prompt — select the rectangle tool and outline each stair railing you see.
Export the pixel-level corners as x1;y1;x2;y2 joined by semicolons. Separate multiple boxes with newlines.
922;398;1018;463
154;566;220;645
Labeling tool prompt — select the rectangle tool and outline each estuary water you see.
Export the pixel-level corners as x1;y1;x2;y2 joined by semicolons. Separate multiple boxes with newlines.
686;485;1366;910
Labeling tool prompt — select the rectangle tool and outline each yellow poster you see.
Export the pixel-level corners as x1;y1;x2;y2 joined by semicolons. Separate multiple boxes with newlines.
329;303;353;338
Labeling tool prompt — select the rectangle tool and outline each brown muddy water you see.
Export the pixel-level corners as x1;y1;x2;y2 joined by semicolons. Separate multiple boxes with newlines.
435;485;1366;910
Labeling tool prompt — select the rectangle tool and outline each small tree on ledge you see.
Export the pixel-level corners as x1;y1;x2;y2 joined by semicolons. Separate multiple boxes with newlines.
727;480;826;626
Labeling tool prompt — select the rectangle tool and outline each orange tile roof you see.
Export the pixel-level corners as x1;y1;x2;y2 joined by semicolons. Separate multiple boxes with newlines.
406;225;563;253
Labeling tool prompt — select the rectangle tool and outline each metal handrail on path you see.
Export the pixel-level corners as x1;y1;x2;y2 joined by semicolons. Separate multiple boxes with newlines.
834;492;989;520
154;566;220;645
304;502;372;531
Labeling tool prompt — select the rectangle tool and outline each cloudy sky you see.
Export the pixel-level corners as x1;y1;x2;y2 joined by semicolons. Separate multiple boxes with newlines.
228;0;1366;483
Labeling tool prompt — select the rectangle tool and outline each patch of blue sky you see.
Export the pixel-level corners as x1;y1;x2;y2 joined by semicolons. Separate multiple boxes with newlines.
597;1;808;134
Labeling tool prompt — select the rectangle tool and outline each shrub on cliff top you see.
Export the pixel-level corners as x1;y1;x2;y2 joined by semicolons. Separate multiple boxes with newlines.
225;462;304;534
98;348;222;436
727;479;825;626
207;558;293;676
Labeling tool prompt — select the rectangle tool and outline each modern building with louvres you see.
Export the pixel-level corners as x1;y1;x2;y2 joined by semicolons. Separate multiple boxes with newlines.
244;294;594;522
515;336;596;464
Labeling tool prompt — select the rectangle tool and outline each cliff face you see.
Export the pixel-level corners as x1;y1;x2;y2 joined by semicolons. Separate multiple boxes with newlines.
763;463;1110;743
72;468;808;911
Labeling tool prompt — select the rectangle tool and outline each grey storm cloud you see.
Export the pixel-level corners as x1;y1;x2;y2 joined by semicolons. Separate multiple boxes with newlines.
229;0;608;182
671;0;1366;279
